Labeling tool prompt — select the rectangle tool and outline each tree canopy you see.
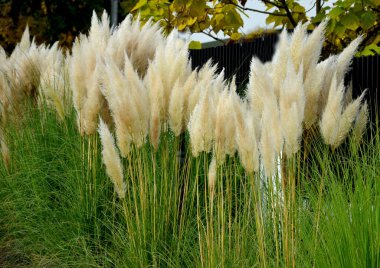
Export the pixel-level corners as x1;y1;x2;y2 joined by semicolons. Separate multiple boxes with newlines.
123;0;380;55
0;0;108;52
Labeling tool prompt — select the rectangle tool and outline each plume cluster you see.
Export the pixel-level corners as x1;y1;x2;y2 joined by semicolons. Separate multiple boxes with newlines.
0;12;369;182
0;26;68;124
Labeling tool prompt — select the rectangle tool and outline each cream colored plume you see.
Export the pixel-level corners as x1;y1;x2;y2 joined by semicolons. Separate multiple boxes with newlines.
320;72;366;147
188;89;217;156
290;22;308;72
352;101;369;141
19;24;31;51
316;56;338;116
145;29;191;123
271;30;289;97
98;119;126;199
280;60;305;156
69;11;111;134
303;64;325;129
234;102;259;173
101;58;148;154
333;90;366;147
182;70;198;123
335;36;362;83
320;74;344;146
169;80;185;136
208;156;217;195
214;86;237;163
301;20;327;78
247;57;274;119
186;63;220;121
105;15;162;75
260;117;277;178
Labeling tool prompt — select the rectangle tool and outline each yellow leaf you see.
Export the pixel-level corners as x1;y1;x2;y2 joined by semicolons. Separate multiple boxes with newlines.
131;0;147;12
230;32;241;40
189;41;202;49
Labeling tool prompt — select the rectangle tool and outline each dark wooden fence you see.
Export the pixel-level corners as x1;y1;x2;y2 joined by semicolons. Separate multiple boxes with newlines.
189;36;379;123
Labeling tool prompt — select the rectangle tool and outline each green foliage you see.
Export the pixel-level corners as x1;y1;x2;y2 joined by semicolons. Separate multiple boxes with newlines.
323;0;379;55
265;0;380;55
125;0;379;54
121;0;244;39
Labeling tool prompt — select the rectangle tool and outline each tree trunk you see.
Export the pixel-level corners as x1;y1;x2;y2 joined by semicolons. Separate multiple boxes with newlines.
316;0;321;16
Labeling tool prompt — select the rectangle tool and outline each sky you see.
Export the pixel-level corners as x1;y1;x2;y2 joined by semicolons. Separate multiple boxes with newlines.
189;0;321;43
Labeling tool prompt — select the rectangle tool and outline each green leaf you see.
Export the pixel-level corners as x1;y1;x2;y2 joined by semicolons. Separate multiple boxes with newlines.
360;12;376;30
266;14;283;25
329;7;344;19
358;44;380;56
340;0;354;8
311;11;326;23
334;23;346;37
188;41;202;49
292;3;305;13
340;14;360;30
131;0;147;12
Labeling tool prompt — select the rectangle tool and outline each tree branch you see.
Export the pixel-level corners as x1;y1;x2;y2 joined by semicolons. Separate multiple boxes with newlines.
278;0;297;27
229;2;288;16
360;23;380;49
201;30;226;45
260;0;285;9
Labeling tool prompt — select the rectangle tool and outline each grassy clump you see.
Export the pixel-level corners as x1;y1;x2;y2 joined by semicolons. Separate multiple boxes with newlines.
0;103;379;267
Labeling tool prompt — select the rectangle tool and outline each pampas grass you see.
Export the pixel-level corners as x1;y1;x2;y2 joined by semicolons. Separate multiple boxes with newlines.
0;11;376;268
98;119;126;199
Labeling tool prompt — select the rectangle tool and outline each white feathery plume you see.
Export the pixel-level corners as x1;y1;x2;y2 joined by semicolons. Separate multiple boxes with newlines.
304;64;325;129
224;82;238;156
147;29;191;122
101;59;140;156
182;70;198;123
335;36;362;83
271;30;289;97
69;41;87;116
234;101;259;173
82;58;104;134
320;74;344;145
169;80;185;136
106;15;163;75
247;57;273;118
301;20;327;78
280;60;305;155
282;103;302;155
188;88;216;156
352;101;369;141
333;90;366;147
290;22;308;72
343;81;353;108
260;113;277;177
317;56;338;116
262;94;283;152
123;53;150;146
214;86;237;163
208;157;217;195
19;25;31;51
186;61;219;122
146;64;164;150
98;119;126;199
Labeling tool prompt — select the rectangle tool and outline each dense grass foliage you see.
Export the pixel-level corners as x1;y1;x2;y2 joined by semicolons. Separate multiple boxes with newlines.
0;103;379;267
